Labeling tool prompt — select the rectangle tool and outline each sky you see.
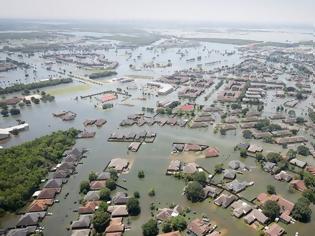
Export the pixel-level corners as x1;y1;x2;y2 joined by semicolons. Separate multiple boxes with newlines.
0;0;314;25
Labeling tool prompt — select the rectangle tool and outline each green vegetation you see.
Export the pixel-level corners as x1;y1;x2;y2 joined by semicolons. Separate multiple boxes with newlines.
88;171;98;181
240;148;247;158
192;172;207;185
134;191;140;198
266;152;282;163
89;70;117;79
93;209;111;233
292;197;312;222
0;128;78;212
304;173;315;190
138;170;145;178
263;136;274;144
297;145;310;156
287;149;297;160
142;219;159;236
262;200;280;221
303;190;315;204
254;119;282;132
80;181;90;194
214;163;224;174
109;168;118;181
106;178;116;191
309;109;315;123
99;187;111;201
127;197;141;216
242;130;253;139
267;185;276;194
170;215;187;231
185;181;204;202
148;188;156;197
162;222;172;233
0;78;72;95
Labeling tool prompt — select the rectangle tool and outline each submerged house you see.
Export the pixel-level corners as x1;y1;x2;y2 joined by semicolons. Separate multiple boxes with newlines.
187;218;212;236
107;158;129;172
243;209;268;225
230;200;253;218
214;194;237;208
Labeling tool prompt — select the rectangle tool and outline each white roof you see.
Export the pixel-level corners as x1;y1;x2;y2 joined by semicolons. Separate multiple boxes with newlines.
0;123;29;133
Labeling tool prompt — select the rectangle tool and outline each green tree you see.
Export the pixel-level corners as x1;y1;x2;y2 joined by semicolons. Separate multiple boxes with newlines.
297;145;310;156
242;130;253;139
304;173;315;190
292;197;312;222
89;171;98;182
99;187;111;201
240;148;247;158
262;200;280;221
148;188;155;197
138;170;145;178
171;215;187;231
109;168;118;181
134;191;140;198
214;163;224;174
80;181;90;194
266;152;281;163
127;197;141;216
106;179;116;191
287;149;296;160
267;185;276;194
162;222;172;233
302;190;315;204
192;172;207;185
98;201;108;212
142;219;159;236
185;181;204;202
93;210;111;233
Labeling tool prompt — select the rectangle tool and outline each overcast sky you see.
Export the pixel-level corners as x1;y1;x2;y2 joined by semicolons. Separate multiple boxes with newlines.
0;0;314;25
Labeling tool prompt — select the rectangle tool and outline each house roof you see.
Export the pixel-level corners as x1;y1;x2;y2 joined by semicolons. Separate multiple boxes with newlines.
247;144;263;153
223;169;236;179
244;209;268;225
265;223;285;236
71;229;91;236
84;191;100;202
204;147;220;158
167;160;181;171
43;179;62;188
105;217;124;233
78;201;100;214
89;180;106;190
112;192;129;205
16;212;46;227
71;215;92;229
108;158;129;172
156;208;173;221
108;205;128;217
97;171;111;180
187;218;211;236
290;180;307;192
226;179;247;193
37;188;60;199
158;231;181;236
182;162;199;174
214;194;237;208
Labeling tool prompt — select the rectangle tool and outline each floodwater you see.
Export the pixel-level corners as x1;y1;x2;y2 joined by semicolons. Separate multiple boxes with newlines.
0;30;315;236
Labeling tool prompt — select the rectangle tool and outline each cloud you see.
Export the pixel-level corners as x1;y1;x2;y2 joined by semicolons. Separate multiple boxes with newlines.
0;0;314;25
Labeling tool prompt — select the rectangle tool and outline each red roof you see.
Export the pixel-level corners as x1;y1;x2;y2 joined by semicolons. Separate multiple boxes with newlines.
204;147;220;157
101;93;117;103
179;104;194;112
